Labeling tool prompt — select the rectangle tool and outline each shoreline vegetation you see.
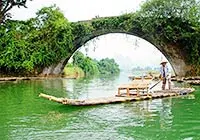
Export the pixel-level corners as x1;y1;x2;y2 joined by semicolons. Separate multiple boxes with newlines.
0;50;200;85
1;51;200;85
62;66;84;79
62;51;120;78
1;72;200;85
1;76;200;85
0;0;200;76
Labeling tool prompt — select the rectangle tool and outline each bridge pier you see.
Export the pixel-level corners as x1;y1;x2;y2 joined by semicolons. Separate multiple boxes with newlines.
41;59;66;76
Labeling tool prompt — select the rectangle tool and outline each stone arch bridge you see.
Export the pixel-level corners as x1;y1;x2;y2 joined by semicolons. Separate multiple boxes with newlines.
42;16;196;77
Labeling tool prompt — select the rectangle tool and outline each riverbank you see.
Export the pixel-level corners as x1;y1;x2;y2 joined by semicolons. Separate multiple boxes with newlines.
0;66;84;81
62;66;84;79
0;76;58;81
1;75;200;85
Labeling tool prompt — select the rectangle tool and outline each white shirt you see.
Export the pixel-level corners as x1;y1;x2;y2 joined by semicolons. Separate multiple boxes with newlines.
160;65;169;78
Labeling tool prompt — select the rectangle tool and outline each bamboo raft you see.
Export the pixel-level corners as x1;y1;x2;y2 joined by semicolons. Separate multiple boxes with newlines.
39;87;195;106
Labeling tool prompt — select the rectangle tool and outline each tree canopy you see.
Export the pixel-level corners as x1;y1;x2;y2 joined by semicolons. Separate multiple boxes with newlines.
72;0;200;75
0;6;73;75
0;0;31;23
97;58;120;75
137;0;200;74
72;51;120;76
0;0;200;76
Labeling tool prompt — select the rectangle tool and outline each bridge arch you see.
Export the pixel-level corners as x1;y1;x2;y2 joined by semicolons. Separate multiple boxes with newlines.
41;16;193;77
54;30;187;77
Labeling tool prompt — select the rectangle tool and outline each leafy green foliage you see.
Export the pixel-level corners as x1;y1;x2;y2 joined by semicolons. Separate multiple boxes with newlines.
97;58;120;75
71;0;200;75
29;6;73;66
63;65;84;78
72;51;99;76
137;0;200;74
72;51;120;76
1;0;200;76
71;22;94;40
0;6;73;75
0;20;31;73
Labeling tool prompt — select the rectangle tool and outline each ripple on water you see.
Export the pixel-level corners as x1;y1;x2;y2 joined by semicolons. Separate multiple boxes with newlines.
0;79;200;140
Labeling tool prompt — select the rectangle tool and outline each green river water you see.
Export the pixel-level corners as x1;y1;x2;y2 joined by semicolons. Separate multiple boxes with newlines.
0;72;200;140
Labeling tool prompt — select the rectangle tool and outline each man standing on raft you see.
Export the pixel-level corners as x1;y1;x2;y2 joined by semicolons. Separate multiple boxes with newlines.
160;59;171;90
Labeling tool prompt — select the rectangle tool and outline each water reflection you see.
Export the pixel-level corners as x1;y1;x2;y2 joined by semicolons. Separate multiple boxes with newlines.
122;98;173;130
0;75;200;140
62;74;121;99
159;98;173;130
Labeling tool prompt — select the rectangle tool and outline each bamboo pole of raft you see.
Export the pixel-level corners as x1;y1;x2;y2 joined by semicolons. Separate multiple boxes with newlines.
39;93;64;103
38;87;195;106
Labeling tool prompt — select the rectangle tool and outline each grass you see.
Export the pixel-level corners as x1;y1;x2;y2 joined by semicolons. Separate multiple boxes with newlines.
63;66;84;78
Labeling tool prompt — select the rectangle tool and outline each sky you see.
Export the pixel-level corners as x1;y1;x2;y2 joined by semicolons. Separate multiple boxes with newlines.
10;0;169;70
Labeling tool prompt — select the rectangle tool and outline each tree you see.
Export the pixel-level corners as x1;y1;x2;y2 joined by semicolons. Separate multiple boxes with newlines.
0;6;73;75
136;0;200;74
97;58;120;75
138;0;200;40
72;51;99;76
29;5;73;67
0;0;30;23
72;51;85;67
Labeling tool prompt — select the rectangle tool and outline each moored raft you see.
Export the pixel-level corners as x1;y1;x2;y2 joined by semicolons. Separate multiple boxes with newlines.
39;87;195;106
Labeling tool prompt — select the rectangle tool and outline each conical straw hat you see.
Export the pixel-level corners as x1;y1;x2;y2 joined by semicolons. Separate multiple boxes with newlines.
160;59;168;65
